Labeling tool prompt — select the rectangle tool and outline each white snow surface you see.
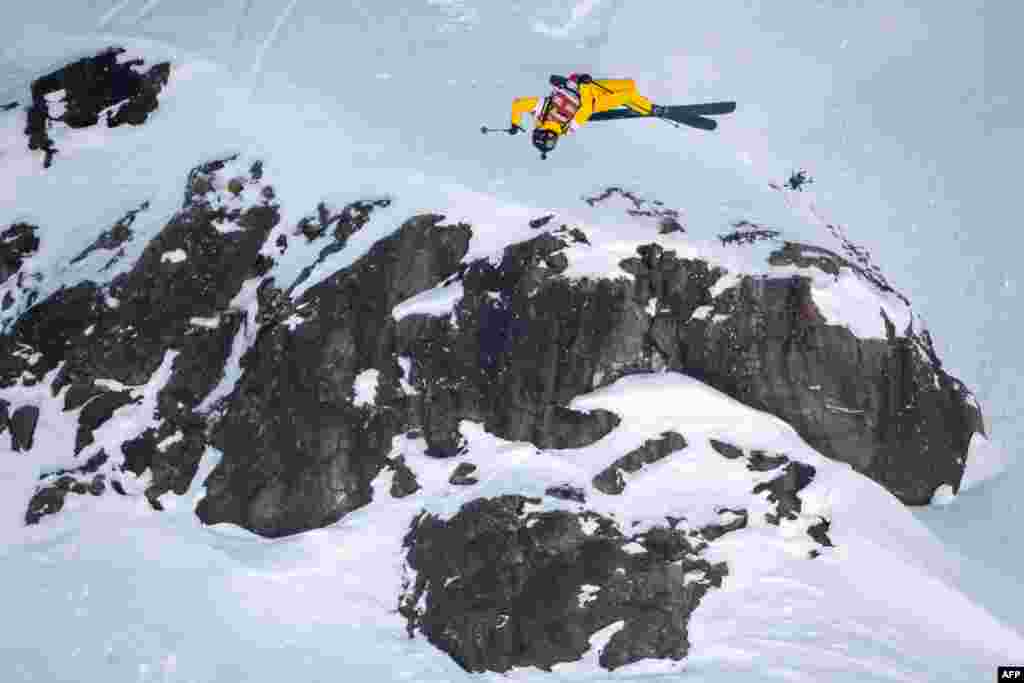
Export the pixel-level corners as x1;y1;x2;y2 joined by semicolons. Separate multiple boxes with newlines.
352;368;380;408
0;1;1018;681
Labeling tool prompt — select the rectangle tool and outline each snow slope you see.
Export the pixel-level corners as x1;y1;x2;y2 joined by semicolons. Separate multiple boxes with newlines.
0;1;1020;680
2;375;1021;683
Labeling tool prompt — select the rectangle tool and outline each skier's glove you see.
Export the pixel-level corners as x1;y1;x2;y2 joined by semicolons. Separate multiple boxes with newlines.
576;74;593;83
509;125;522;135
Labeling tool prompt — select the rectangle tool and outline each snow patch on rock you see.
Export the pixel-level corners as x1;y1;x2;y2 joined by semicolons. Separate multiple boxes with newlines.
160;249;187;264
391;281;464;321
353;369;380;407
397;356;419;396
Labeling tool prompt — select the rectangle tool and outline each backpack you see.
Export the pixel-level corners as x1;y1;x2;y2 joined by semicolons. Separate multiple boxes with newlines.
540;83;582;131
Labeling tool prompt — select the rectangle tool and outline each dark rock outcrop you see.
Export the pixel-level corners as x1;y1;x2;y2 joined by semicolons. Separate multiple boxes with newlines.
679;265;980;504
70;201;149;268
3;156;278;521
400;496;727;673
25;47;171;168
1;148;981;547
699;508;748;541
0;223;40;285
807;517;834;547
74;390;138;454
545;484;586;503
289;198;393;292
10;405;40;452
448;462;479;486
201;217;661;535
200;191;981;535
584;187;684;234
25;453;111;525
25;471;109;525
388;456;421;498
747;450;789;472
592;431;687;494
199;214;474;537
719;221;780;246
752;462;817;525
709;439;744;460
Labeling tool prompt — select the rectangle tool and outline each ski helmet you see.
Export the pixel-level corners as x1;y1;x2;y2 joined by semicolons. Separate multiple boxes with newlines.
532;128;558;157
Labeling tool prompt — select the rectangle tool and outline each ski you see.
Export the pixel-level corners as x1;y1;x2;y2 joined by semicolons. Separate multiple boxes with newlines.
588;101;735;131
663;113;717;131
658;102;736;117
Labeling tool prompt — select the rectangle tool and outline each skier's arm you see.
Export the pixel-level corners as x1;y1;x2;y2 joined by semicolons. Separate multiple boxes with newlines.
511;96;540;129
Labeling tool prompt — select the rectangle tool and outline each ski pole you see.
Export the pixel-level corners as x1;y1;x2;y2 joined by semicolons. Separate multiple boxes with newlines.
481;125;521;135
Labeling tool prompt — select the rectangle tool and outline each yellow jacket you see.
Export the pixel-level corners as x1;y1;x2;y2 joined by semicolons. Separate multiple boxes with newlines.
511;78;653;135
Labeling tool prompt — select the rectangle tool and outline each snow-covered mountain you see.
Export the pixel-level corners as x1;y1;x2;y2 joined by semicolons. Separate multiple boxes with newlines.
1;3;1020;681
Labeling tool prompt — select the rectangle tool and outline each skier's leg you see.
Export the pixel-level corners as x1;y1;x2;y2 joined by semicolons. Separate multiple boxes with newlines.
593;79;653;115
624;91;654;115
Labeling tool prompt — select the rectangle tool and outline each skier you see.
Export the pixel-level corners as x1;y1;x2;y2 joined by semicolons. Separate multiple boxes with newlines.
484;74;737;160
508;74;654;159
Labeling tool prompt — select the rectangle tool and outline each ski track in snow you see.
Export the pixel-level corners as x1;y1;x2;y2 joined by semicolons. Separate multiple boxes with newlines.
97;0;134;29
250;0;301;77
131;0;166;24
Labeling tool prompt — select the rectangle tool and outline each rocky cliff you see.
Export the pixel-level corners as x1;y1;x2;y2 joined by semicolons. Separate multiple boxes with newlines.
0;49;986;674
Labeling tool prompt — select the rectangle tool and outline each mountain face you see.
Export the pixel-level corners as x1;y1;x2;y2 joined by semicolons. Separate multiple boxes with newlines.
0;50;988;675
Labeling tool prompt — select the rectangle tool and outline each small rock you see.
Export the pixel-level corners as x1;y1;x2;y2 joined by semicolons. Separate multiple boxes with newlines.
544;484;586;503
89;474;106;496
658;217;685;234
227;177;245;196
544;252;569;273
699;508;748;541
567;227;590;244
529;214;555;229
709;439;744;460
449;462;479;486
747;450;789;472
592;467;626;495
25;486;67;525
54;475;76;491
807;517;833;547
146;491;165;511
